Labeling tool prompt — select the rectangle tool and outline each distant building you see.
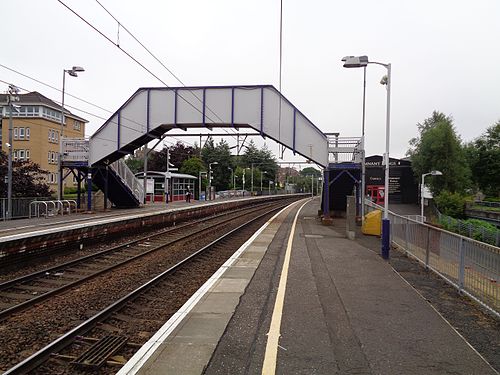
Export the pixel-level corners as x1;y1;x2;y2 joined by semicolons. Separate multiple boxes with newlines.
0;91;87;191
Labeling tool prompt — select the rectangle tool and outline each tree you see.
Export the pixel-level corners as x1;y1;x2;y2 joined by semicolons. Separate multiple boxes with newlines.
0;151;51;197
465;121;500;197
300;167;321;177
149;142;196;171
202;139;233;191
407;111;471;195
240;141;278;189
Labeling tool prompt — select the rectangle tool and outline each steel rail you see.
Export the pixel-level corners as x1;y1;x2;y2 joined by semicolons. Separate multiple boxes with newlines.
0;200;283;322
3;200;290;375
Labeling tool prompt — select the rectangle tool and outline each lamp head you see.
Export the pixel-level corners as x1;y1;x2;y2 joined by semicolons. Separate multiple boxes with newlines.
5;142;11;148
342;55;369;68
72;66;85;72
211;161;219;165
68;70;78;77
431;170;443;176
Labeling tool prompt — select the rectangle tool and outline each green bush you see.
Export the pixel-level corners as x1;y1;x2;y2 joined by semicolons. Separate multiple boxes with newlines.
435;191;466;218
484;196;500;203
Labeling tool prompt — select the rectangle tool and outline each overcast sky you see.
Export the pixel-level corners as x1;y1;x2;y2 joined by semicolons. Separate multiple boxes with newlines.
2;0;499;165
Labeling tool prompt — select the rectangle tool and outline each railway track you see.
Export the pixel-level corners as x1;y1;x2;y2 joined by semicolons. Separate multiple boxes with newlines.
0;200;284;322
1;197;300;374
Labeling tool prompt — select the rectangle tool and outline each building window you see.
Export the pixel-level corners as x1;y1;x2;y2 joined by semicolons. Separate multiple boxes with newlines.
48;151;51;163
19;127;25;140
42;107;62;122
13;150;17;161
26;127;30;140
74;120;81;131
55;131;59;142
51;152;55;163
26;150;30;160
14;128;18;140
51;130;55;142
18;150;25;160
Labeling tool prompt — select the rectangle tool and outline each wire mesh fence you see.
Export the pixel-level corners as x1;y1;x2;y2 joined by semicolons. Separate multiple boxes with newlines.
365;201;499;317
437;212;499;247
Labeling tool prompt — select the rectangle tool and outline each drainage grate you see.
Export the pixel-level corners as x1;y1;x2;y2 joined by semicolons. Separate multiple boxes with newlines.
72;334;128;369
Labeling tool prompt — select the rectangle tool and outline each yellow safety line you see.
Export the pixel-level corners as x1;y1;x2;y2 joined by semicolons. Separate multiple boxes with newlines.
262;199;311;375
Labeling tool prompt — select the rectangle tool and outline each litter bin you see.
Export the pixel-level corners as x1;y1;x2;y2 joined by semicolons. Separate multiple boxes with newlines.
362;210;382;236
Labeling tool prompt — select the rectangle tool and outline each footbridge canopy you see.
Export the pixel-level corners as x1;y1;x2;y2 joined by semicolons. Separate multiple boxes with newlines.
89;85;329;167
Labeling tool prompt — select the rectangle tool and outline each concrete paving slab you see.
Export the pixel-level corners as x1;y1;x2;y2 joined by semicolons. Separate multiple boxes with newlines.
221;266;256;279
210;278;248;293
170;312;233;344
191;292;242;314
142;343;217;375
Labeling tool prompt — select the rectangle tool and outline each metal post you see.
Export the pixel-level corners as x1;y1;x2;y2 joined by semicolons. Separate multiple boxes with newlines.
86;171;92;212
7;99;13;220
251;163;254;194
323;170;330;218
166;147;170;203
425;226;430;269
260;171;263;193
361;66;366;224
381;63;392;260
311;174;314;197
143;145;148;204
104;167;109;210
76;171;81;209
458;237;465;292
58;70;66;201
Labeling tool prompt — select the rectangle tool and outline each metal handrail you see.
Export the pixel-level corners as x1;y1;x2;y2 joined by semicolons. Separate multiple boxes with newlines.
28;200;78;218
110;159;145;204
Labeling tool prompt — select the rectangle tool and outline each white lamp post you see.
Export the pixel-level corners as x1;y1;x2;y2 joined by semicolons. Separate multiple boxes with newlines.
59;66;84;200
5;85;19;220
208;162;218;200
342;55;391;259
421;170;443;222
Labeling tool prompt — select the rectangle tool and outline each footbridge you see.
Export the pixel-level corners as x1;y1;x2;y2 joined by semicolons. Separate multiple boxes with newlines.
62;85;356;209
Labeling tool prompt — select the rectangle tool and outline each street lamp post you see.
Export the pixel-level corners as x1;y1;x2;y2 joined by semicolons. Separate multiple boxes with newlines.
6;85;19;220
228;167;234;196
208;162;218;200
421;170;443;222
251;163;254;195
59;66;84;201
342;55;391;259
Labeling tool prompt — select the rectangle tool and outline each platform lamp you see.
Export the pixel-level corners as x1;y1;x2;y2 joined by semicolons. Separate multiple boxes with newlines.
208;162;218;200
6;85;20;220
342;55;392;259
421;170;443;222
59;66;85;201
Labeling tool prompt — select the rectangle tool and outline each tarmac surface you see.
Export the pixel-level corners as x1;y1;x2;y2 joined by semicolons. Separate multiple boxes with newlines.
123;198;497;375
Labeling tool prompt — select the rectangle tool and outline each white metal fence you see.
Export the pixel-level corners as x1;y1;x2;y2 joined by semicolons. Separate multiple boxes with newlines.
0;197;51;220
365;201;500;317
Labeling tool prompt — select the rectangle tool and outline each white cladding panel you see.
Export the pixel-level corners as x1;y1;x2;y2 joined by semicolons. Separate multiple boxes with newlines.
278;98;294;151
121;90;147;148
177;89;204;124
205;89;232;124
150;90;175;127
90;113;118;164
234;88;260;127
295;111;327;165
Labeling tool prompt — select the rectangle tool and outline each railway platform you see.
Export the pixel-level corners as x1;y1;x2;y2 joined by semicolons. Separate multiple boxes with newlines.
120;198;497;375
0;197;242;239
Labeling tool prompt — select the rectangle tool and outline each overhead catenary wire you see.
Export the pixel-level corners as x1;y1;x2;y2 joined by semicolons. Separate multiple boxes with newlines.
57;0;239;141
0;78;195;147
92;0;239;142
